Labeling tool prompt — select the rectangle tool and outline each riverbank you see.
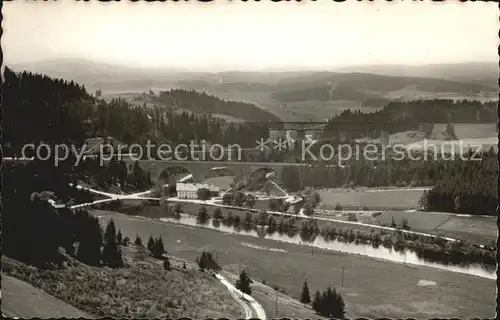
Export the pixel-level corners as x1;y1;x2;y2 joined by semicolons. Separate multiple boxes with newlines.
126;201;495;268
317;209;497;245
93;209;496;319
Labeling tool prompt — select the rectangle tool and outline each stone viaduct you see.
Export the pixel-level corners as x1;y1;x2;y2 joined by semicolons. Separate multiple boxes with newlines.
115;159;310;184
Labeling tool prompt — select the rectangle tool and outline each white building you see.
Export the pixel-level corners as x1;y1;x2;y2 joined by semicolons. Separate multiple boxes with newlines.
176;183;220;199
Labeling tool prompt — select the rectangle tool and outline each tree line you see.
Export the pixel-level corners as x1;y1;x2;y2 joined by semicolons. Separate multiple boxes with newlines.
323;99;497;140
3;67;273;158
280;151;497;216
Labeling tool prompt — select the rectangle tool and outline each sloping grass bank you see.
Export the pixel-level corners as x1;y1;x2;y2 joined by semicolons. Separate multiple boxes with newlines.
2;245;243;318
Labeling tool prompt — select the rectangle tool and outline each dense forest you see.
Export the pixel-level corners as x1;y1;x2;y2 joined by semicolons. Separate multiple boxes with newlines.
280;149;498;215
2;67;270;156
3;68;498;218
269;72;493;102
157;89;280;122
323;99;497;140
424;155;498;215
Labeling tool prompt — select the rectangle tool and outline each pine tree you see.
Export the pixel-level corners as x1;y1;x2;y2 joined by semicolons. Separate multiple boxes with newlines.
312;289;322;313
335;293;346;319
300;281;311;304
147;235;155;252
213;207;223;220
135;234;143;246
197;206;209;223
104;219;117;245
76;213;102;267
102;220;124;268
117;230;123;245
151;237;165;258
235;270;253;295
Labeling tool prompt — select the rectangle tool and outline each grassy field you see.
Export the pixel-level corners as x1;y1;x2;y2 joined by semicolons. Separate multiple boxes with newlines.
404;137;498;153
433;123;498;139
359;122;497;146
361;210;497;245
94;210;496;319
126;191;496;246
2;247;243;318
317;188;425;210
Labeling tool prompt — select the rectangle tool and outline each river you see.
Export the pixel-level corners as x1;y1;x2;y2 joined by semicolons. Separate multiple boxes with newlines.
154;214;495;279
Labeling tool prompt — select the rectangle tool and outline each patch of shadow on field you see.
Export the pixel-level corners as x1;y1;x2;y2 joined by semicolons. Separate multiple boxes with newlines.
417;280;437;286
240;242;288;253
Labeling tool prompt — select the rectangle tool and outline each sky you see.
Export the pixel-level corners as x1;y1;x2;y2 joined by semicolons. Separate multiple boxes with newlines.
3;0;498;71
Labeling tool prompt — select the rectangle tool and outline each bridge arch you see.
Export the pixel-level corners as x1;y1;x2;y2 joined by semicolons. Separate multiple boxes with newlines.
158;166;194;185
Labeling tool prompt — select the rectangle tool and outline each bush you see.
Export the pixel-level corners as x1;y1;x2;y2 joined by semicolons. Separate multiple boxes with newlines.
401;217;410;230
173;202;182;214
255;210;269;225
150;237;165;258
197;206;209;224
196;251;220;271
134;234;143;246
122;236;130;246
334;203;342;211
390;216;396;228
213;207;223;220
347;212;358;221
396;180;408;188
235;270;253;295
163;258;171;271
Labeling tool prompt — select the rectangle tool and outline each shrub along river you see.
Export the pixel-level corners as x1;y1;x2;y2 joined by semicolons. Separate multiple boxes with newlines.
151;212;495;280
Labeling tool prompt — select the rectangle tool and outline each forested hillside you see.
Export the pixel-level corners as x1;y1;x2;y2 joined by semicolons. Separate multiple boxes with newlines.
280;150;498;216
157;89;280;122
3;67;271;156
270;72;494;103
323;99;497;140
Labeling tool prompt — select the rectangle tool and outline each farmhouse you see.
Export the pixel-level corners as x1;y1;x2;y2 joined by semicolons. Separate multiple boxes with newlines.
176;182;220;199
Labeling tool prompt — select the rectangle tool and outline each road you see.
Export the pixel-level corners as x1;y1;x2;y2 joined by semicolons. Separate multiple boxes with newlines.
1;275;92;318
71;184;468;244
215;274;267;320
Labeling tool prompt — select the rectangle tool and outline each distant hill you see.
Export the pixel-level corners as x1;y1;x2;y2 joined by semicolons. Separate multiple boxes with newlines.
335;62;498;88
11;59;497;122
157;89;280;122
269;72;494;103
10;59;280;122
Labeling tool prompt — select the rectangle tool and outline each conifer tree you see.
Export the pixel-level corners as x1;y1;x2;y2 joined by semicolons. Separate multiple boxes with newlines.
102;219;124;268
147;235;155;252
151;237;165;258
300;281;311;304
116;230;123;245
235;270;253;295
135;234;143;246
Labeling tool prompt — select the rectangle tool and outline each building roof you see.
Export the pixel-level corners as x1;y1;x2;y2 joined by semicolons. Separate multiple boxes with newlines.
176;182;220;192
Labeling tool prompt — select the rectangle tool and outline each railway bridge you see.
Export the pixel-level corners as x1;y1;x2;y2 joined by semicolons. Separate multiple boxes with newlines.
113;159;310;184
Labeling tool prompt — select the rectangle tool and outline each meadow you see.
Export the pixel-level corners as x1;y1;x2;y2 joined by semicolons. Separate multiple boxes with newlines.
2;245;243;319
360;210;496;245
316;188;425;210
94;210;496;319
